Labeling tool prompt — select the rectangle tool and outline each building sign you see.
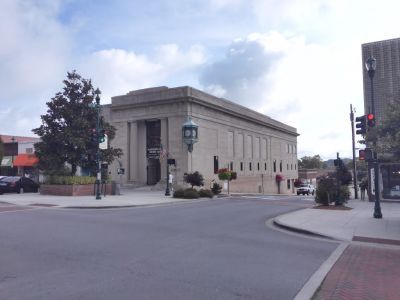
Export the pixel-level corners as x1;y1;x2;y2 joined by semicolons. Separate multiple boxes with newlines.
147;147;160;159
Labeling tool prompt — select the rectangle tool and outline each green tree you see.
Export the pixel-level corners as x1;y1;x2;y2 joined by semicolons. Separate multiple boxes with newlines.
366;98;400;161
32;71;122;176
298;155;324;169
184;171;204;188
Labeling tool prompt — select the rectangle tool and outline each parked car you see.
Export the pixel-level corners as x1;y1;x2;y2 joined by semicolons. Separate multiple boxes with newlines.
297;183;315;196
0;176;39;194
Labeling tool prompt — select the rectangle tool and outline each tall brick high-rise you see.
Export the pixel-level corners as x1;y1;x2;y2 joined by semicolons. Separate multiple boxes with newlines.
361;37;400;200
362;38;400;123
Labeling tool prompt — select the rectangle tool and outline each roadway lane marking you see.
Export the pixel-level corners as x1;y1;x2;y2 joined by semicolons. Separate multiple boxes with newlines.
0;206;36;213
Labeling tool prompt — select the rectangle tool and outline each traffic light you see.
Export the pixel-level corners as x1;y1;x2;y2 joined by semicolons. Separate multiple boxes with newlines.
359;148;374;161
359;149;366;161
367;113;376;127
355;115;367;135
89;128;97;143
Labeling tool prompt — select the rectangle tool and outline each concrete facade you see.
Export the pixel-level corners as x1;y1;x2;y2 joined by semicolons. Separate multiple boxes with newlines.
362;38;400;123
102;86;299;194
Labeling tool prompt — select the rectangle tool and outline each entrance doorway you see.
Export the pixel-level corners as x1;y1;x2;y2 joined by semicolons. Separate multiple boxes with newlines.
146;120;161;185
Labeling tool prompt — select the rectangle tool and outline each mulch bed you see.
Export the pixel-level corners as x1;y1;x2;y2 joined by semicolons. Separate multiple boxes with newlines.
313;205;352;210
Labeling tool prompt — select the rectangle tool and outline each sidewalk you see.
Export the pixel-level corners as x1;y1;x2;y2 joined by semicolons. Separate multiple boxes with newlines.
274;199;400;243
0;189;196;208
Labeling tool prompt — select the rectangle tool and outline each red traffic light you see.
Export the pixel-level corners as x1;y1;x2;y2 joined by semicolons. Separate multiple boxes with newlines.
359;150;365;160
367;113;376;127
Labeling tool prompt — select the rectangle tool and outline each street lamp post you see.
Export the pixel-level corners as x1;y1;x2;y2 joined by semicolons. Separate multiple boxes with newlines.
11;136;15;176
182;117;199;173
365;56;382;218
94;89;102;200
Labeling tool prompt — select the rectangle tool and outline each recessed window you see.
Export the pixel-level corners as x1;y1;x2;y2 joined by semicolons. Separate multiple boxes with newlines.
264;163;267;170
230;161;233;171
240;162;243;171
214;156;219;174
249;162;252;171
287;179;291;189
257;162;260;171
287;164;289;170
273;161;276;172
280;161;282;172
291;164;293;170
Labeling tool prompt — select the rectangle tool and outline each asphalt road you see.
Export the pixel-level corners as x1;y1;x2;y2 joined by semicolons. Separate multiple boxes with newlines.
0;196;338;300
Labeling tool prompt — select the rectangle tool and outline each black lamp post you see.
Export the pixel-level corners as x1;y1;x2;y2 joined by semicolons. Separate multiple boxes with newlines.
94;88;101;200
11;136;15;175
182;117;199;152
365;56;382;218
182;117;199;174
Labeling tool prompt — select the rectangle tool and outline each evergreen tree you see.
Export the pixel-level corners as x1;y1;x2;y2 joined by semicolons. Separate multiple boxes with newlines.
367;98;400;161
32;71;122;176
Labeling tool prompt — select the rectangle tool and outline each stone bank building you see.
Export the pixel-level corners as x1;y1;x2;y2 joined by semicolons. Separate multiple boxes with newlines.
102;86;299;194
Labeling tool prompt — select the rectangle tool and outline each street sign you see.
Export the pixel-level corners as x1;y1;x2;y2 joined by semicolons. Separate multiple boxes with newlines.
99;134;108;149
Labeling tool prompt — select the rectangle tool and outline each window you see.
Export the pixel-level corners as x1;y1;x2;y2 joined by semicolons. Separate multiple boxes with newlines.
264;162;267;171
25;148;33;154
273;160;276;172
230;161;233;171
228;132;234;157
280;161;282;172
249;162;252;171
257;162;260;171
214;156;219;174
287;164;289;170
291;164;293;170
287;179;291;189
240;162;243;171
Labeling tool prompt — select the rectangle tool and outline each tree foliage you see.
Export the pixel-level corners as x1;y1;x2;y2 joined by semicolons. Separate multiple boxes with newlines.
184;171;204;188
32;71;122;176
366;98;400;161
298;155;324;169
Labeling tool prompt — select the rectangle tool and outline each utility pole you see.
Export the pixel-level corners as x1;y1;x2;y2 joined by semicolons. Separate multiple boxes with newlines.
350;104;358;199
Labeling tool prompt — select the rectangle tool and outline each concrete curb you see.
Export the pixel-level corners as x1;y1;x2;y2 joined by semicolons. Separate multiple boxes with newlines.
272;218;340;241
294;243;348;300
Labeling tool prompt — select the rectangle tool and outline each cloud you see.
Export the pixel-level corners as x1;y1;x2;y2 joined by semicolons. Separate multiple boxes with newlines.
79;45;207;103
0;0;72;135
199;31;362;159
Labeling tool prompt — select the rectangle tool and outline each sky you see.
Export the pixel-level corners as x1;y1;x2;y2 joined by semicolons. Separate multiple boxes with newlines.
1;0;400;160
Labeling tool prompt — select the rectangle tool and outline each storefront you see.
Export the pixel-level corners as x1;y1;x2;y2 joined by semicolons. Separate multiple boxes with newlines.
381;163;400;200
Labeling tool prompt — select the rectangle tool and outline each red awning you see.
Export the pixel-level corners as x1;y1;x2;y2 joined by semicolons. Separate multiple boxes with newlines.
13;154;39;167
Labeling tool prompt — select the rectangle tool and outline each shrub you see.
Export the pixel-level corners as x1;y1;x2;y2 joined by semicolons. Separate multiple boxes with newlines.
315;176;336;205
173;188;185;198
184;171;204;188
217;168;237;181
199;189;214;198
183;188;199;199
44;176;96;185
211;182;222;195
315;175;350;206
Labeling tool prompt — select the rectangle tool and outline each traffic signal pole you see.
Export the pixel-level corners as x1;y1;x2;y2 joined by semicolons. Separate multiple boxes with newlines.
350;104;358;199
95;90;101;200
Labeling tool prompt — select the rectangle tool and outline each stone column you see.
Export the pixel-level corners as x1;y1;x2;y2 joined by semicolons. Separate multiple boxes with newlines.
129;121;138;182
160;118;168;182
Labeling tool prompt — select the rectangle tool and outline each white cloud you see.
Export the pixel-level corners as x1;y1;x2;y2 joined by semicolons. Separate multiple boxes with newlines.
80;45;207;103
199;31;363;159
0;0;72;136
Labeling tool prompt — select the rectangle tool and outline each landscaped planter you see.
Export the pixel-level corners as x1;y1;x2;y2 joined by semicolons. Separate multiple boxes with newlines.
40;184;114;196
